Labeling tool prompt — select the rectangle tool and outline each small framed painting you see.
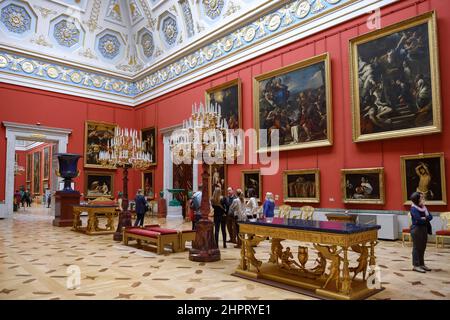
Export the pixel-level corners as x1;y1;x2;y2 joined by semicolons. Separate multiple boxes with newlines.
209;164;227;196
84;121;116;169
142;170;155;199
241;170;262;201
205;79;242;129
400;153;446;205
84;171;114;199
283;169;320;203
141;126;157;166
341;168;385;204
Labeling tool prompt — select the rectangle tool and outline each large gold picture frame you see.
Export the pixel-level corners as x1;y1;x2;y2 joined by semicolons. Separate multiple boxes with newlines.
400;152;446;205
141;126;157;166
205;79;242;129
341;167;385;204
283;169;320;203
350;11;441;142
253;52;332;152
241;170;262;201
84;121;116;169
84;171;114;199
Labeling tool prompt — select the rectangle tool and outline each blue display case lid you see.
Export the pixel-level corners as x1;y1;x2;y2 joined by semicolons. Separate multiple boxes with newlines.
240;217;381;234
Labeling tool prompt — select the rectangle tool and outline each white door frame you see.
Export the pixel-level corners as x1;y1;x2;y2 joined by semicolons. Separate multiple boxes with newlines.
1;121;72;218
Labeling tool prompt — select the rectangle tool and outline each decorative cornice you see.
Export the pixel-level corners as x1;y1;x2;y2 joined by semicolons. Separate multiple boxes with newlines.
0;0;399;106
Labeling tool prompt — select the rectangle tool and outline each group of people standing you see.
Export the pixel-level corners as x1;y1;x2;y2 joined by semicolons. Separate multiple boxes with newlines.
189;185;275;249
13;188;33;211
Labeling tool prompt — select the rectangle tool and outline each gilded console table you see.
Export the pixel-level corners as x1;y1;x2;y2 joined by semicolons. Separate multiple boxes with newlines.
72;204;118;235
234;218;382;300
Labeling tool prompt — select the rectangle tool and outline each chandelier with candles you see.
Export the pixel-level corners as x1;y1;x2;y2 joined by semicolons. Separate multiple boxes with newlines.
99;127;152;170
169;102;242;164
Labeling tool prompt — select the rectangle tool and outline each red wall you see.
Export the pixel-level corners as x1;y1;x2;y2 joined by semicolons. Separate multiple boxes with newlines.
0;84;139;201
134;0;450;212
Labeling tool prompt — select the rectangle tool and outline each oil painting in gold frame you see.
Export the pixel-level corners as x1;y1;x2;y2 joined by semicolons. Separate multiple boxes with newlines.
209;164;227;197
84;171;114;199
400;152;446;205
141;126;157;166
341;168;385;204
253;53;332;152
142;170;155;199
205;79;242;129
283;169;320;203
350;11;441;142
241;170;262;202
84;121;116;169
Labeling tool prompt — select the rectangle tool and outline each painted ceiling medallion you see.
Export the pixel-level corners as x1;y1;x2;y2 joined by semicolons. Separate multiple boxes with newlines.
129;0;143;24
1;4;31;34
54;20;80;47
106;0;122;23
141;32;154;58
162;17;178;45
98;34;121;59
203;0;224;19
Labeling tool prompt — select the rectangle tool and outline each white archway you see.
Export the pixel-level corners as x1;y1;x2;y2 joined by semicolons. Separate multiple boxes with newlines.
1;122;72;218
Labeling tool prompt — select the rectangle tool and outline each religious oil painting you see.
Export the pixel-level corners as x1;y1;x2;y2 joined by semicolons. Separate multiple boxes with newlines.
84;121;116;169
209;164;227;196
141;127;157;166
242;170;262;201
43;146;50;180
401;153;446;205
205;79;241;129
142;171;155;199
341;168;385;204
283;169;320;203
33;151;41;195
254;53;332;152
85;172;114;199
350;11;441;142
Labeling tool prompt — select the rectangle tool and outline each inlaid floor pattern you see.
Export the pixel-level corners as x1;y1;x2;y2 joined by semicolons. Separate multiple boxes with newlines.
1;207;449;300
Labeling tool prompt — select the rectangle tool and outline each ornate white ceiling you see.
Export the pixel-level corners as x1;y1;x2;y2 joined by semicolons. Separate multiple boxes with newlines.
0;0;398;105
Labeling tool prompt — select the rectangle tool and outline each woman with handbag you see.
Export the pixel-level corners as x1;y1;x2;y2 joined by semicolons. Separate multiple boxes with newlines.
409;192;433;273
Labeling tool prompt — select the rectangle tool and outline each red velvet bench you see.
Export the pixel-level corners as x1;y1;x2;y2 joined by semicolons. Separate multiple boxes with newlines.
123;226;179;254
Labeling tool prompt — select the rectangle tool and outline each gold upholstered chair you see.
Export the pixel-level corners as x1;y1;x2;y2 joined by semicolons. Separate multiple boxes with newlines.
278;205;292;219
436;212;450;248
300;205;315;220
401;212;412;246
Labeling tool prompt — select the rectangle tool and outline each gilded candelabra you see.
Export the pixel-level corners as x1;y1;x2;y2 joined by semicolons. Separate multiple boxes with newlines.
170;102;241;262
99;127;152;241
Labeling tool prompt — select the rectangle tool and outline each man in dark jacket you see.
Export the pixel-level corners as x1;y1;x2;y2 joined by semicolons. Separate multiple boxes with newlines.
134;189;147;227
224;187;237;243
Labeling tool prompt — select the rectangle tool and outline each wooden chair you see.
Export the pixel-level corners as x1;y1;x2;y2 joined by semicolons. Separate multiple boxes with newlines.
300;206;315;220
436;212;450;248
277;205;292;219
402;212;412;246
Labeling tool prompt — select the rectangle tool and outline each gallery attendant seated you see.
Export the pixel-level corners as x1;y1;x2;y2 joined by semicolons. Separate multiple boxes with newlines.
409;192;433;273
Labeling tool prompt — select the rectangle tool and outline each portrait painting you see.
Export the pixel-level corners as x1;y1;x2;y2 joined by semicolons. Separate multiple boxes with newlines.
209;164;227;196
43;146;50;180
242;170;262;201
85;172;114;199
84;121;116;169
350;11;441;142
141;127;157;166
341;168;385;204
254;53;332;152
401;153;446;205
283;169;320;203
26;153;31;182
205;79;241;129
142;171;154;199
33;151;41;195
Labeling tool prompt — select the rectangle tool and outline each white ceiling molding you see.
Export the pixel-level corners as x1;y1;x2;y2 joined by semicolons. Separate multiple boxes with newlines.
0;0;399;106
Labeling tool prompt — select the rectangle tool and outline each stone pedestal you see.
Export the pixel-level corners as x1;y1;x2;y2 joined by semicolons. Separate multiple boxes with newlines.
53;191;80;227
167;206;182;219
